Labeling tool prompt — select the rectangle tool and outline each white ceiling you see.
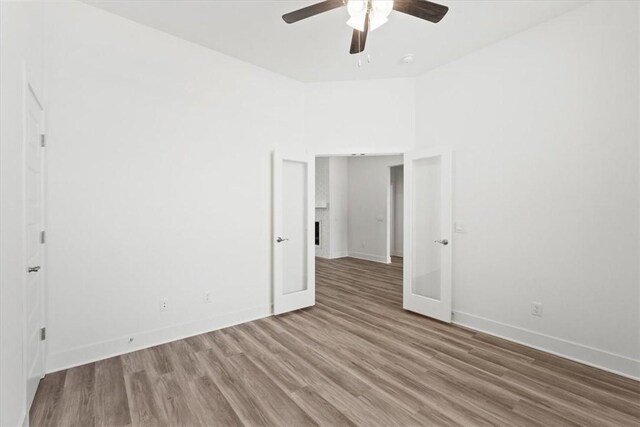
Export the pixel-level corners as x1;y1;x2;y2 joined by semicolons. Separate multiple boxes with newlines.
83;0;587;82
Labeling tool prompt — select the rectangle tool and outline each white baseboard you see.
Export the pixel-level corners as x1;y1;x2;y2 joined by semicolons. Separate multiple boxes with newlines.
453;311;640;380
391;251;403;257
347;251;390;264
46;304;639;381
46;305;272;374
330;251;349;259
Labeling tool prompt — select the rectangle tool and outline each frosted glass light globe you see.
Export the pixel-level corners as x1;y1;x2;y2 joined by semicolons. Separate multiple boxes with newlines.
347;0;394;32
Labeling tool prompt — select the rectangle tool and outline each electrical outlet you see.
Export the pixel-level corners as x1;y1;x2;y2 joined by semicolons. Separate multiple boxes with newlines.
531;302;543;317
203;291;211;303
159;298;168;312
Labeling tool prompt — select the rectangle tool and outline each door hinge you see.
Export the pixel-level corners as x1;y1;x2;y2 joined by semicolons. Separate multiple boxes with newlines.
40;230;45;244
40;327;46;341
40;134;45;147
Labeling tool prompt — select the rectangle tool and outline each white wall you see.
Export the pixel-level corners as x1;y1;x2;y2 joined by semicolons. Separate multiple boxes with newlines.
0;1;44;425
416;1;640;377
348;155;403;263
391;165;404;257
43;1;304;372
329;157;349;258
305;78;415;154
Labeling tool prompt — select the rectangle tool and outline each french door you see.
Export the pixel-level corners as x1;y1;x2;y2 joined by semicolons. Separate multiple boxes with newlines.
403;147;453;322
272;150;315;315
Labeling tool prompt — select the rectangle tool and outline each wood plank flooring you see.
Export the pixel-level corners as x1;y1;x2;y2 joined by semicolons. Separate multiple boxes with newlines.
30;256;640;426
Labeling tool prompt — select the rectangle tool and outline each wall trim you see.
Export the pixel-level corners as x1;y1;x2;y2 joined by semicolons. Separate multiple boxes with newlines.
45;305;639;381
453;310;640;380
347;251;390;264
330;251;349;259
46;305;272;374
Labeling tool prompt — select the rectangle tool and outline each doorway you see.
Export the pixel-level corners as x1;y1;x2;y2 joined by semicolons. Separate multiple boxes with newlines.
310;154;405;304
312;154;406;315
315;154;402;265
272;148;453;323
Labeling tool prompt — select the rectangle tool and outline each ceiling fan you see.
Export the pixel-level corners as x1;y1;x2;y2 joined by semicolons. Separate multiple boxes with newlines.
282;0;449;54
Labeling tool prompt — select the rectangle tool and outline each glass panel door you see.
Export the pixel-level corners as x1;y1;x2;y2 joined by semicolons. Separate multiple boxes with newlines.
282;160;308;294
403;148;452;323
273;151;315;315
412;156;442;300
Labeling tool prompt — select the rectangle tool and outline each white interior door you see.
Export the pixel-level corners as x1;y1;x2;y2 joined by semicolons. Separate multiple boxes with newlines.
273;150;315;315
403;147;452;322
25;83;45;408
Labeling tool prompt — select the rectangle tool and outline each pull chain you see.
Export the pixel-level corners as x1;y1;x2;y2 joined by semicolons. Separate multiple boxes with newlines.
355;6;373;69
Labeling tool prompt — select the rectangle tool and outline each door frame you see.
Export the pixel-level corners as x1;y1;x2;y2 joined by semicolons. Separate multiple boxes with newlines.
22;65;47;412
310;149;404;283
314;150;404;266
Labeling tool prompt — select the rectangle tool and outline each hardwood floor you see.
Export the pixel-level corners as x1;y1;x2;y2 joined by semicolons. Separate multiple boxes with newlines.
31;256;640;426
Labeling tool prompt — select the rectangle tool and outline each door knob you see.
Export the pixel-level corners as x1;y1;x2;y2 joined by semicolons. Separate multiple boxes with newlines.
276;237;289;243
28;266;41;273
434;239;448;245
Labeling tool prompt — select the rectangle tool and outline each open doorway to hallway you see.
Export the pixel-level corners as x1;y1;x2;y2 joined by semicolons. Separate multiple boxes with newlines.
314;154;404;307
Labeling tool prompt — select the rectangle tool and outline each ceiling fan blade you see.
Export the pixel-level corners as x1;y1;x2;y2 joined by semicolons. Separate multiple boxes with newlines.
282;0;345;24
349;9;370;54
393;0;449;23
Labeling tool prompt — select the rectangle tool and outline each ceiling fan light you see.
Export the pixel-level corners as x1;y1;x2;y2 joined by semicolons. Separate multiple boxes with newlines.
347;14;388;33
346;15;366;32
347;0;367;17
372;0;394;18
369;15;388;31
346;0;394;33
